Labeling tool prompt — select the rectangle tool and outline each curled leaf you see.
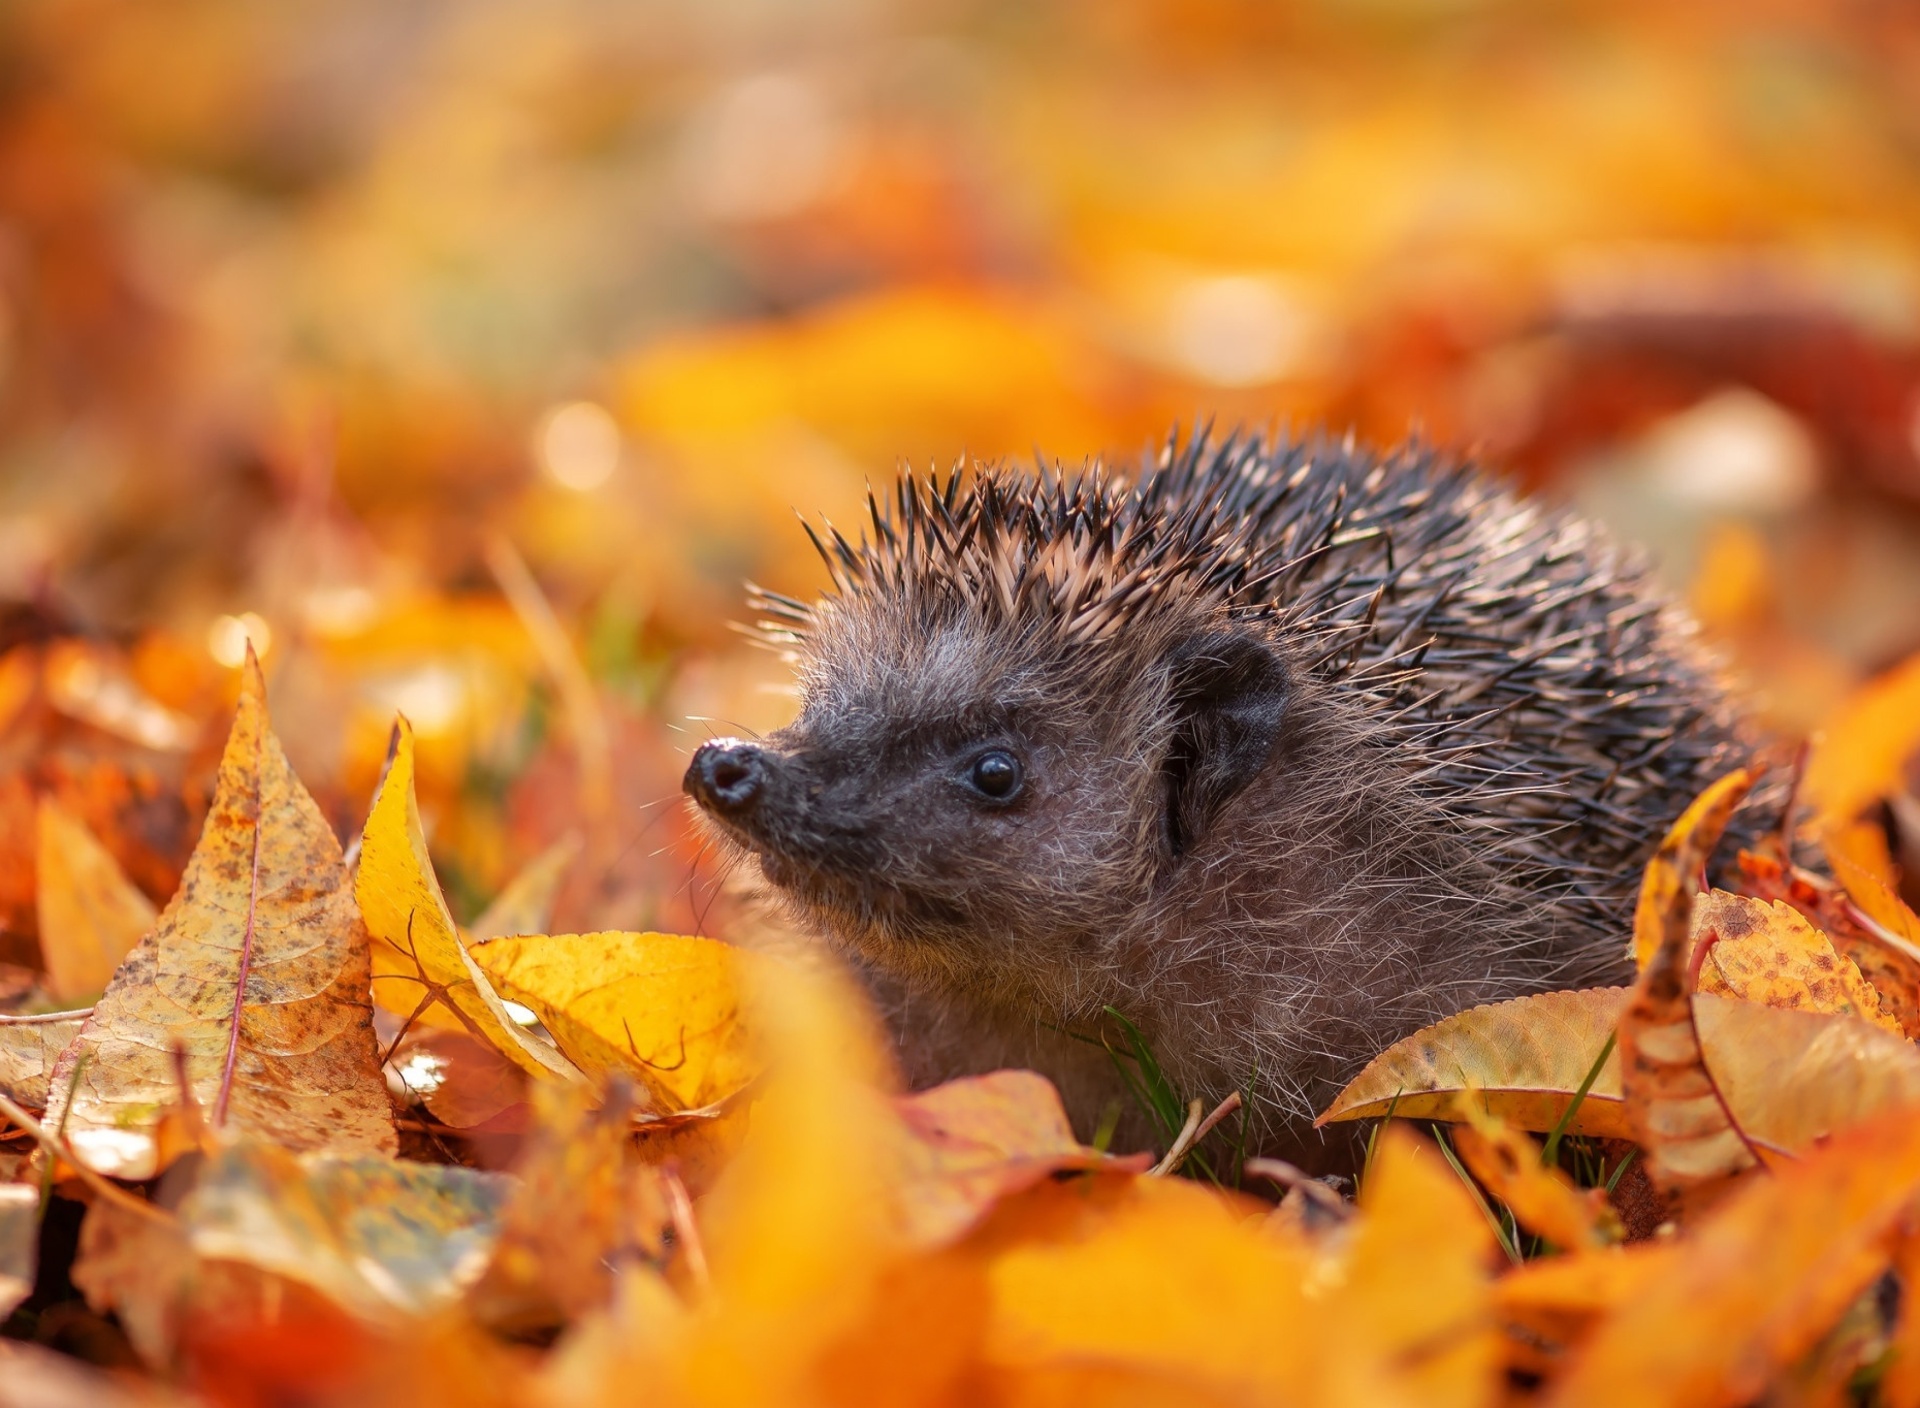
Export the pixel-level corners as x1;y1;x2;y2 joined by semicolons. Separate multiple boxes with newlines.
1620;770;1759;1201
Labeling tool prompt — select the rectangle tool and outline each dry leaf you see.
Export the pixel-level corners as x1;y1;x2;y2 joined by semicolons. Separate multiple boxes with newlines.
0;1181;35;1320
355;717;587;1086
1450;1106;1621;1252
1619;770;1759;1201
978;1172;1312;1402
1317;987;1630;1137
1803;653;1920;833
464;1080;673;1336
44;652;395;1179
1740;847;1920;1038
1546;1104;1920;1408
888;1069;1150;1248
185;1144;510;1318
469;930;754;1112
35;797;158;1002
1329;1127;1498;1407
385;1026;530;1130
0;1012;86;1111
1691;890;1900;1032
1695;991;1920;1161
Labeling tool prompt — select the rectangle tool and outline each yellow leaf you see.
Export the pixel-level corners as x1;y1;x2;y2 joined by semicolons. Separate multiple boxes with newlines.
34;797;157;1002
1692;890;1901;1032
1317;987;1631;1137
1826;830;1920;947
44;652;395;1179
354;717;587;1087
469;930;755;1112
1631;768;1754;971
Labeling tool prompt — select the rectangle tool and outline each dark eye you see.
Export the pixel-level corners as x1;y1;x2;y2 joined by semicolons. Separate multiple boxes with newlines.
966;749;1023;801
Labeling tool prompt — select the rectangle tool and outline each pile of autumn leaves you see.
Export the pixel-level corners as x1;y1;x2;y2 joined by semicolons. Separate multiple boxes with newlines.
7;657;1920;1406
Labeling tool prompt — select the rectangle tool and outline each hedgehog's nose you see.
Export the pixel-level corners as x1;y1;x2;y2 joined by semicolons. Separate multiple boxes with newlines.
685;738;766;815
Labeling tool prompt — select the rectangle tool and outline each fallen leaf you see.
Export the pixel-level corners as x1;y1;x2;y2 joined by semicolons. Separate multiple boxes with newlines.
1803;653;1920;833
464;1079;673;1336
1695;991;1920;1161
1317;988;1631;1137
1739;848;1920;1038
1826;833;1920;946
1546;1103;1920;1408
44;652;396;1179
0;1011;86;1111
185;1143;510;1318
354;717;586;1086
1450;1107;1621;1252
1493;1242;1683;1381
469;930;754;1111
468;832;580;942
1330;1126;1498;1407
0;1181;35;1320
978;1172;1312;1402
35;796;157;1002
888;1069;1151;1248
1691;890;1900;1032
1620;770;1760;1201
385;1025;530;1131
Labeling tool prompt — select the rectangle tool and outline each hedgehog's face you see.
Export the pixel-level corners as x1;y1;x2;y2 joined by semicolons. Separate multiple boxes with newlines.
683;610;1291;993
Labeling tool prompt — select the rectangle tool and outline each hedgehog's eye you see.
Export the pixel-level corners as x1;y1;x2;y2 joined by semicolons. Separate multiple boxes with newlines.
965;749;1023;802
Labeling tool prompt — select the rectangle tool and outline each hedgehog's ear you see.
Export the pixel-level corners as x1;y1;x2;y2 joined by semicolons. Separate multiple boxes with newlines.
1160;632;1290;859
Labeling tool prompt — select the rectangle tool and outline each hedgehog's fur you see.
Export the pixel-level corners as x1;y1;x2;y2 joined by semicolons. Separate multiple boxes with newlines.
688;430;1762;1163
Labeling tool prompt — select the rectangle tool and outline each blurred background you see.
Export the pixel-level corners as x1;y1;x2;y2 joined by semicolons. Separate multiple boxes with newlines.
2;0;1919;965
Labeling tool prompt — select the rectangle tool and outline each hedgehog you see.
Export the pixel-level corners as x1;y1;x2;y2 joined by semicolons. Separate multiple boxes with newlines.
683;430;1764;1164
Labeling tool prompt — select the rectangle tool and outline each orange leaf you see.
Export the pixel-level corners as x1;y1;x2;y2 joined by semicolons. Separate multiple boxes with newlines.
889;1070;1150;1248
1450;1108;1621;1251
43;652;396;1179
1804;653;1920;831
1545;1105;1920;1408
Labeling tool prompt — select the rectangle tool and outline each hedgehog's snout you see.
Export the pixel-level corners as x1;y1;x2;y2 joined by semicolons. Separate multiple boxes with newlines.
685;737;768;817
